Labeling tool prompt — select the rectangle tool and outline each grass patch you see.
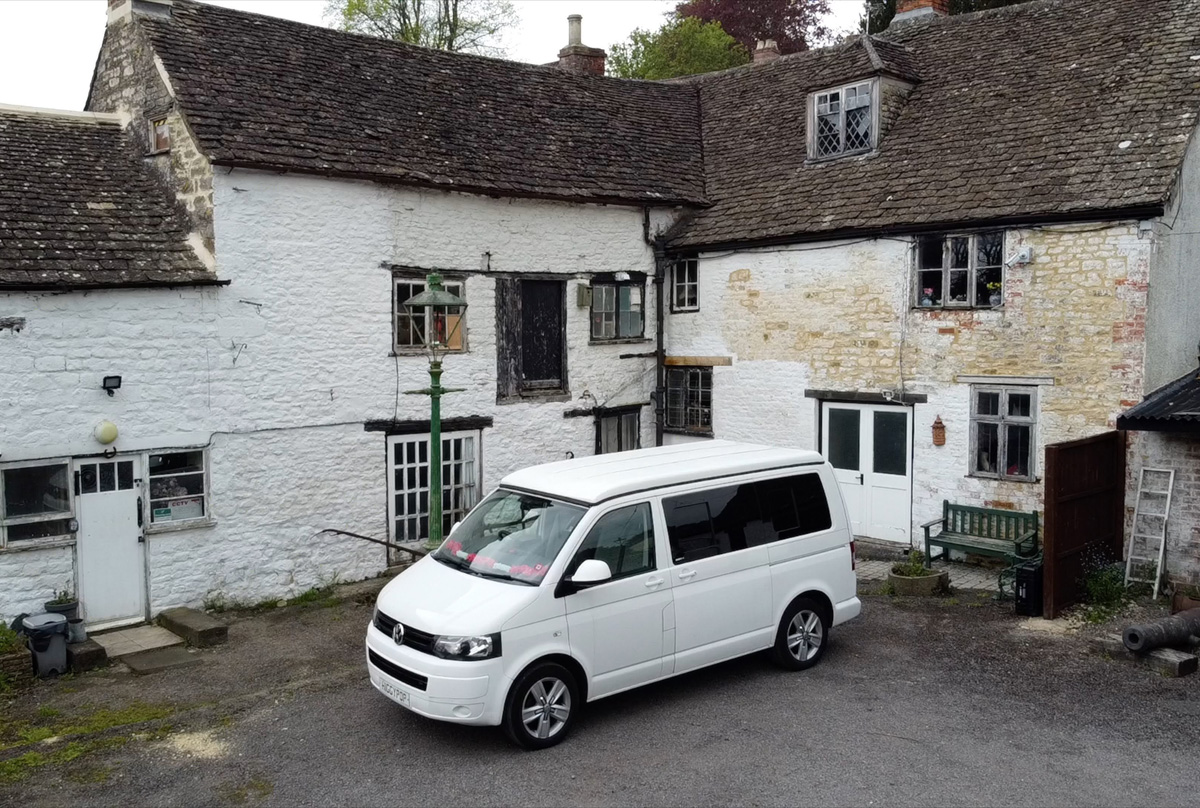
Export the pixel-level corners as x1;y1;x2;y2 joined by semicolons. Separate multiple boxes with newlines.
0;702;174;753
36;706;61;719
284;586;340;609
219;777;275;805
0;625;23;655
0;737;128;785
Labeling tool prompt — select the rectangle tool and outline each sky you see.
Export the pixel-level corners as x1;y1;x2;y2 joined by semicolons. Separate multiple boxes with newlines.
0;0;864;111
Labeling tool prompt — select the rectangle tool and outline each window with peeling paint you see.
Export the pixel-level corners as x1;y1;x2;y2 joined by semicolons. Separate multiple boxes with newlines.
810;81;875;159
597;408;640;454
666;367;713;434
914;232;1005;309
495;278;567;399
394;275;465;353
970;385;1037;481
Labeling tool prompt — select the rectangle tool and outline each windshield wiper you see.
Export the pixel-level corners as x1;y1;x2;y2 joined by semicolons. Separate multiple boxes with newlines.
463;567;536;586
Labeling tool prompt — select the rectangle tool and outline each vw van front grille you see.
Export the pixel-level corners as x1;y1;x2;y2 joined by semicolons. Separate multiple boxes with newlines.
373;609;436;656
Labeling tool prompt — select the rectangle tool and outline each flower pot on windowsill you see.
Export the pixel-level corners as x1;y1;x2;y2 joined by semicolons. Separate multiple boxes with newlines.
989;293;1003;306
888;569;950;597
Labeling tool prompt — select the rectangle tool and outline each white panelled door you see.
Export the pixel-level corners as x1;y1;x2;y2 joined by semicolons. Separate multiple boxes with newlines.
821;403;913;544
74;457;146;628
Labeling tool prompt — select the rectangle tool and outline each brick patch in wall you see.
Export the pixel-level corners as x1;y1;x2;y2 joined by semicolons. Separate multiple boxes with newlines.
0;649;34;689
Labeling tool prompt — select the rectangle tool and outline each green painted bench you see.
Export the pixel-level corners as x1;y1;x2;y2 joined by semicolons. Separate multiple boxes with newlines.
921;501;1039;573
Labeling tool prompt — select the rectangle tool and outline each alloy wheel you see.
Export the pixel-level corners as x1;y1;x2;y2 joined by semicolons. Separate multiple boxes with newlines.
787;609;823;662
521;676;572;740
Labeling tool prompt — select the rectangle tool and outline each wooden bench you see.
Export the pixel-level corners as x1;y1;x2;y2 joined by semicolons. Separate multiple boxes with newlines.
921;501;1039;572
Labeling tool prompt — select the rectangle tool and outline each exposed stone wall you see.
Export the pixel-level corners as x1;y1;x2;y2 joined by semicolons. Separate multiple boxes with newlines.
666;223;1151;539
86;13;214;251
878;77;914;141
1128;431;1200;587
0;171;672;622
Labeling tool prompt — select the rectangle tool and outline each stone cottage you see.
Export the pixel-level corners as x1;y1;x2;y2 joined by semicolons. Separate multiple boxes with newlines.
2;0;1199;626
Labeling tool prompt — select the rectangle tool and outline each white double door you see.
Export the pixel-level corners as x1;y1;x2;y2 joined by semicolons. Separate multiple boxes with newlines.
75;456;146;629
821;402;913;544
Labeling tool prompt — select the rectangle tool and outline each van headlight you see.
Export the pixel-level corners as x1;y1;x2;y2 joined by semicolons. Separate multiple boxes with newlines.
432;633;502;660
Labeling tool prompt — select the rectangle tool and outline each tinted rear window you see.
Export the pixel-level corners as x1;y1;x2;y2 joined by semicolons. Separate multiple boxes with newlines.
664;473;832;563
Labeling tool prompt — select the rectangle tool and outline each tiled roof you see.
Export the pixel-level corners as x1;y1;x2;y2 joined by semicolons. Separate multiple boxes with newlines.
139;1;707;206
667;0;1200;248
1118;367;1200;432
0;107;215;289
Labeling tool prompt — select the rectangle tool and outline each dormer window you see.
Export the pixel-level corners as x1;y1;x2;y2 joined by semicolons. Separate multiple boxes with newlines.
149;118;170;153
810;81;875;160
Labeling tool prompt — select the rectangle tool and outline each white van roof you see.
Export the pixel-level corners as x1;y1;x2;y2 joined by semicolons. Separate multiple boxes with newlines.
499;440;824;505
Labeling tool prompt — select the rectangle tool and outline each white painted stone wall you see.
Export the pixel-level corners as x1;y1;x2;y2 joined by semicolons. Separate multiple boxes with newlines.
666;225;1152;544
0;545;74;619
0;170;672;621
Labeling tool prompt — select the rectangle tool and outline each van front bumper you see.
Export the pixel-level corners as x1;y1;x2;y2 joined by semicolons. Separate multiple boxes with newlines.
365;621;508;727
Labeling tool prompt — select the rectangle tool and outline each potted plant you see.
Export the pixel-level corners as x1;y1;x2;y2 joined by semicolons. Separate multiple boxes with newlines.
887;550;950;596
44;587;79;621
1171;584;1200;614
986;282;1003;307
920;287;936;307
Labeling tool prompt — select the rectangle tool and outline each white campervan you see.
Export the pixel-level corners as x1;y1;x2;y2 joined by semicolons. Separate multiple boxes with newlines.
365;440;860;749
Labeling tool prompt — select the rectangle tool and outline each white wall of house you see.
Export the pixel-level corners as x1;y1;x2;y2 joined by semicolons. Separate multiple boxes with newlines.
665;224;1152;543
0;171;672;622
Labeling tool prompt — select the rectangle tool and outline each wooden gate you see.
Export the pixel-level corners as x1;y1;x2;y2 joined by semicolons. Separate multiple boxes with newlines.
1042;431;1126;618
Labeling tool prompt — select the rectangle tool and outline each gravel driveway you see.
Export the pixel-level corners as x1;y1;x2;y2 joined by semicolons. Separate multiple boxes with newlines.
2;579;1197;807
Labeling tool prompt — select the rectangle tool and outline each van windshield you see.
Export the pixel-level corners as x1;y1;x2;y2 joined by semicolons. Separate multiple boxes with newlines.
432;489;586;585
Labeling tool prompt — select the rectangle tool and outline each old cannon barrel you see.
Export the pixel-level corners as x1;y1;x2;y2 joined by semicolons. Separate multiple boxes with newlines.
1123;608;1200;653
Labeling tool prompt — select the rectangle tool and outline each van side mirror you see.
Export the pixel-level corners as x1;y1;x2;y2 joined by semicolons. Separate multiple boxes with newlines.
555;559;612;598
571;559;612;586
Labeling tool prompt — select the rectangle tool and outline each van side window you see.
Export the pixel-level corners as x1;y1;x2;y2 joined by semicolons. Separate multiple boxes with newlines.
664;484;758;562
567;502;656;580
750;473;832;545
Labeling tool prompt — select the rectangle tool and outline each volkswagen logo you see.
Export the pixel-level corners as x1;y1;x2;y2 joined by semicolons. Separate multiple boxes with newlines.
392;622;405;645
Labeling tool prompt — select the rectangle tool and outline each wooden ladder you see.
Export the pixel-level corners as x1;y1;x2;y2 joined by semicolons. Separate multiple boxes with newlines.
1125;468;1175;599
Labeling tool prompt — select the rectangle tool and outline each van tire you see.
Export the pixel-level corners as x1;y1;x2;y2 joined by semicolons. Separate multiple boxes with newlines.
502;661;580;750
769;597;829;671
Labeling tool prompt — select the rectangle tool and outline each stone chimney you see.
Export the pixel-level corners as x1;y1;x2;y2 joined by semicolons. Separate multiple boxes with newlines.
892;0;950;24
753;39;780;64
556;15;606;77
107;0;173;22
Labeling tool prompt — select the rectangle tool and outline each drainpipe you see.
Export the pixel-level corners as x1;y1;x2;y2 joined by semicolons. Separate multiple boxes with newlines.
653;240;667;446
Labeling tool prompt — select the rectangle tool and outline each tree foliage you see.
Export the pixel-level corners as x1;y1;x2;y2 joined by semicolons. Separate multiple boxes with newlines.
861;0;1033;34
325;0;516;55
608;15;749;80
674;0;832;55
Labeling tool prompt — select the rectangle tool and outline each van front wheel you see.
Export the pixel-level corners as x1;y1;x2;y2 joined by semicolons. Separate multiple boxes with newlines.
770;597;828;671
502;661;579;750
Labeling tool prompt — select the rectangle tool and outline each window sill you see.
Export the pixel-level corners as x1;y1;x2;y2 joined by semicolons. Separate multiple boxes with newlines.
146;518;217;535
913;304;1003;312
499;390;572;405
663;427;714;438
805;148;875;165
966;473;1040;484
589;337;652;346
670;308;700;315
389;350;468;357
0;537;75;554
145;148;171;157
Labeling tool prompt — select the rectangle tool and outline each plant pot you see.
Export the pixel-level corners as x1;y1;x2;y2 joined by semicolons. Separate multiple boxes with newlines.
44;601;79;622
1171;592;1200;615
67;618;87;644
989;293;1002;306
888;569;950;596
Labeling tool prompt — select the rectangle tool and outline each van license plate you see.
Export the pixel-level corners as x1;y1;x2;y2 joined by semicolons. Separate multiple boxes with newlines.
378;678;409;705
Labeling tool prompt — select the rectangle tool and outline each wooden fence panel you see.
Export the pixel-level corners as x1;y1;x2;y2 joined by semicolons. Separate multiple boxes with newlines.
1043;431;1126;618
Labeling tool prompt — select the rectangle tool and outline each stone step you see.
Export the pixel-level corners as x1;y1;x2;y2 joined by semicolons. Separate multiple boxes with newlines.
122;646;202;675
156;607;228;648
66;639;108;673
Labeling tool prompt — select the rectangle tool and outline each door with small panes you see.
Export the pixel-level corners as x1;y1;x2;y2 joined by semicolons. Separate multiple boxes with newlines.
74;456;146;628
386;431;482;563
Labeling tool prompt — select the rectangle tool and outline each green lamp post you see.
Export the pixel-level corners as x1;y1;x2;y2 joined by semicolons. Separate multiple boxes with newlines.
403;273;467;549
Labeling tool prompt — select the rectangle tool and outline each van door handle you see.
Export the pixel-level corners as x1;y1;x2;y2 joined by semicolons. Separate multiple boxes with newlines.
678;569;697;581
645;576;665;588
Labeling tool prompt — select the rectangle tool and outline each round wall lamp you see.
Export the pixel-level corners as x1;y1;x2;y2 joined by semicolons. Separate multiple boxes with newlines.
94;420;119;445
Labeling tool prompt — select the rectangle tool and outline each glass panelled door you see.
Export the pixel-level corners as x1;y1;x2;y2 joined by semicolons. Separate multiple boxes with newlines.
822;403;913;544
75;456;146;628
386;430;481;562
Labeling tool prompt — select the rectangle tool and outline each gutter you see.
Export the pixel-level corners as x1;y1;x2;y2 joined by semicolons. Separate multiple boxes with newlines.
0;278;231;292
653;239;667;447
662;204;1166;256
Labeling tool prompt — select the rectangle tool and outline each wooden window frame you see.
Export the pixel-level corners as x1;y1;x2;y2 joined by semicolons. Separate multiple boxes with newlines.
913;231;1006;310
0;459;75;549
596;406;641;454
807;80;878;161
146;448;211;529
665;366;713;436
969;385;1038;482
393;273;466;355
149;117;171;153
386;430;481;550
671;258;699;313
590;279;645;341
496;277;569;401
